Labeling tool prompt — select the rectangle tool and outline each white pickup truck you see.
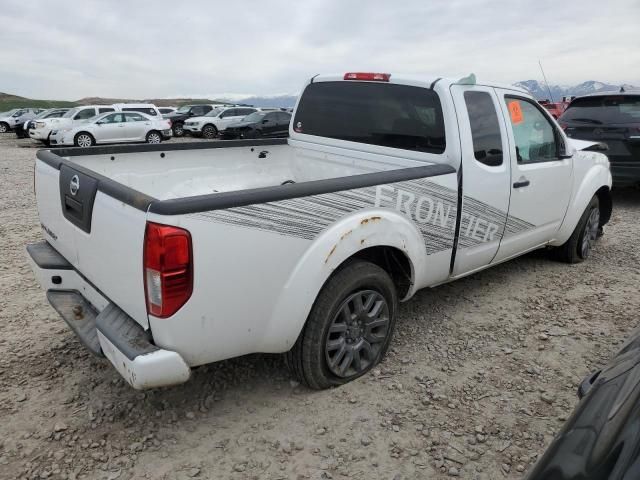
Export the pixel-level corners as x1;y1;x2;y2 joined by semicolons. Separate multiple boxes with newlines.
27;72;612;390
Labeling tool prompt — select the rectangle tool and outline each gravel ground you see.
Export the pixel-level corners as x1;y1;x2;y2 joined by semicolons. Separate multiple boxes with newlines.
1;132;639;480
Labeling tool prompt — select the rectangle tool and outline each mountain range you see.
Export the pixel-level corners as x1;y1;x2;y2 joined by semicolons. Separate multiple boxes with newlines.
513;80;636;101
1;80;637;111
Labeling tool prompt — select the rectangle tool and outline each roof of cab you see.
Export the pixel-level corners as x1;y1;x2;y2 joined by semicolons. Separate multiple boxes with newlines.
310;73;529;95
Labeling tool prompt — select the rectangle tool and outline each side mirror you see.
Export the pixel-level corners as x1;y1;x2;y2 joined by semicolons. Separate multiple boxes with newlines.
262;119;269;124
188;111;195;116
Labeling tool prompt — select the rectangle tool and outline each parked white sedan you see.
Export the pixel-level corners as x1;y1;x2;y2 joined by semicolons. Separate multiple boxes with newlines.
50;112;172;147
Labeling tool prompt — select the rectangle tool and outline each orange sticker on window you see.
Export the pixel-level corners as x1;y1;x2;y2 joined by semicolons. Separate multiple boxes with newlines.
508;100;523;124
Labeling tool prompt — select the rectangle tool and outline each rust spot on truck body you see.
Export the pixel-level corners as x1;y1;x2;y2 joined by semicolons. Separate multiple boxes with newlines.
360;216;381;225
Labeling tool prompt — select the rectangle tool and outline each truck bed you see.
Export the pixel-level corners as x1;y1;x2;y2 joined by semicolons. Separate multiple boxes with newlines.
47;139;430;200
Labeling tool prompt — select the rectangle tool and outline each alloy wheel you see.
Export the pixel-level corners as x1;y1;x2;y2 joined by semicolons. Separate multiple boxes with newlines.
325;290;390;378
76;134;92;148
147;132;161;144
581;208;600;258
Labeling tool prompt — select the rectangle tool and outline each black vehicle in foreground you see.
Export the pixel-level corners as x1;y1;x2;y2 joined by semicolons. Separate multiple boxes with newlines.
527;325;640;479
15;108;70;138
220;110;291;139
164;104;217;137
559;91;640;186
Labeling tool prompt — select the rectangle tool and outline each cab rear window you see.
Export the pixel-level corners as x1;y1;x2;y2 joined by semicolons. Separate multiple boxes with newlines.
293;81;446;154
561;95;640;124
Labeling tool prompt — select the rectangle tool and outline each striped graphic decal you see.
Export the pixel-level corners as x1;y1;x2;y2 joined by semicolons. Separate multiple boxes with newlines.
190;177;534;256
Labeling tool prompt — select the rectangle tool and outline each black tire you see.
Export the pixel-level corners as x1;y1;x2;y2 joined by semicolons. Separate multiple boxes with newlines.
146;130;162;144
554;195;600;263
173;122;185;137
286;260;397;389
202;124;218;139
74;132;95;148
0;122;9;133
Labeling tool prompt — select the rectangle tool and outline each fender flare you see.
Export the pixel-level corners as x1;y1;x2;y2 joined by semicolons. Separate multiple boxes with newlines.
551;161;612;246
260;208;427;351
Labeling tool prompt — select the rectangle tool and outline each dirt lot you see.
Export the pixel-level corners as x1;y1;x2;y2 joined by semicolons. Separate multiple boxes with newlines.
0;132;639;480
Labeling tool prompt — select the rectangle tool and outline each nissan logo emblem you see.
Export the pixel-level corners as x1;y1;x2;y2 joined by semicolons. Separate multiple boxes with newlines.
70;175;80;196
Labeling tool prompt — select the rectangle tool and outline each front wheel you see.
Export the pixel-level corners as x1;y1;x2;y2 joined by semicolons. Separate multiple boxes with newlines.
554;195;600;263
172;122;184;137
0;122;8;133
146;131;162;144
202;124;218;139
74;132;95;148
286;260;397;389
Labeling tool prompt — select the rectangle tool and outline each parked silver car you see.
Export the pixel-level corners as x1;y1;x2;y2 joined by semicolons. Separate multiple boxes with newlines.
50;111;172;147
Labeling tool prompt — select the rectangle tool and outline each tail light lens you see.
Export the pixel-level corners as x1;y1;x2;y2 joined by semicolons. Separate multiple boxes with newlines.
144;222;193;318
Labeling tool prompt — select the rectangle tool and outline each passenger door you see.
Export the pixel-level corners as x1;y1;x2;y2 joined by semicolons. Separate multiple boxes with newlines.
492;91;573;262
94;113;126;143
260;113;279;136
450;85;512;276
123;112;149;141
218;109;239;130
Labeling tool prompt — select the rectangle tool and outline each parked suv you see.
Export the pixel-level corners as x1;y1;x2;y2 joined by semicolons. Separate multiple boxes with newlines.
0;108;45;133
184;107;258;138
16;108;70;138
559;91;640;186
164;104;227;137
221;110;291;139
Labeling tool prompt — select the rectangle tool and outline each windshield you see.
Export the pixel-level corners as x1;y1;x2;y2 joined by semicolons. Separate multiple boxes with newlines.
204;108;223;117
561;95;640;124
176;105;191;113
2;109;19;117
293;81;446;154
62;108;79;118
242;112;266;123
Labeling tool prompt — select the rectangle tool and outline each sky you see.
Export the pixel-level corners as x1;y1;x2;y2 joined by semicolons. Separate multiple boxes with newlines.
0;0;639;100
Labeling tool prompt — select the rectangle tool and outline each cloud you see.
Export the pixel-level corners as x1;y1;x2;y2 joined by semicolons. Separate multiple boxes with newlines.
0;0;638;99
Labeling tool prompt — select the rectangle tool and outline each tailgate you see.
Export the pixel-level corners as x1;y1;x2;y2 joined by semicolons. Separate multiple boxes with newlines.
35;156;151;329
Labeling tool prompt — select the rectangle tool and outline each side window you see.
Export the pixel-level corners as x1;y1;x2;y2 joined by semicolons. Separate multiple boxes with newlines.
505;97;557;164
103;113;125;123
220;109;237;118
124;107;156;116
464;91;503;167
125;112;145;122
98;108;115;114
74;108;96;120
239;108;255;116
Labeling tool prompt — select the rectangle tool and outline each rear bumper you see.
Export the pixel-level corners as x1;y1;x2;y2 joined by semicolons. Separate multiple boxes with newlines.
26;241;191;389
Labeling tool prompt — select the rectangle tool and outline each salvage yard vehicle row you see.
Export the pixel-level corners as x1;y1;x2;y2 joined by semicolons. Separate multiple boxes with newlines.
27;72;612;390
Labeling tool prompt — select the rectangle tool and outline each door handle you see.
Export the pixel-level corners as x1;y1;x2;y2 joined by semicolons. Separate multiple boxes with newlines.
513;179;530;189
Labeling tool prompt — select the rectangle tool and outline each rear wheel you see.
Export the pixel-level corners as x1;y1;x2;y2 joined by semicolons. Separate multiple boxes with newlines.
202;124;218;139
173;122;184;137
554;195;600;263
146;130;162;144
74;132;95;148
286;260;397;389
0;122;8;133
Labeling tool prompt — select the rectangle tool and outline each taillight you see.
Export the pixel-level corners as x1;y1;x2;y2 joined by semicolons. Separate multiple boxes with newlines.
144;222;193;318
344;72;391;82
